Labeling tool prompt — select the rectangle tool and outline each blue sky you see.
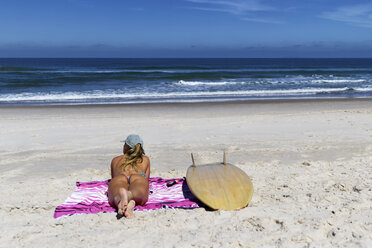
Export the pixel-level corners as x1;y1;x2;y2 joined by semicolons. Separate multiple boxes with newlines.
1;0;372;57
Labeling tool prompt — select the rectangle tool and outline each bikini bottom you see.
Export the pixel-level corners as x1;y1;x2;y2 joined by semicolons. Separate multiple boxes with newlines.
127;171;146;185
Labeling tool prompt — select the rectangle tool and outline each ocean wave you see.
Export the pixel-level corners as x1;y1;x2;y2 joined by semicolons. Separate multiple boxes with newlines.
176;80;246;86
119;66;209;70
1;87;371;102
311;79;366;83
176;78;368;86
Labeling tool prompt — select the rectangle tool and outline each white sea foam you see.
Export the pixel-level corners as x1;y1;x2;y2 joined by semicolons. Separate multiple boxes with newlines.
353;87;372;92
311;79;366;83
1;87;371;103
177;78;368;86
176;80;245;86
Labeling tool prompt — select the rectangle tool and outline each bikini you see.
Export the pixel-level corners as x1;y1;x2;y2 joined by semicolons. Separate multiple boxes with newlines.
126;169;146;184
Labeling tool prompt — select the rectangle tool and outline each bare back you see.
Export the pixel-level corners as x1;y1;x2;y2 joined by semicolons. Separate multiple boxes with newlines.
111;155;150;179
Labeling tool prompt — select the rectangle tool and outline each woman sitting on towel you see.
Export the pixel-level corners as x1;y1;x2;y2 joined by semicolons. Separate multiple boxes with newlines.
108;134;150;218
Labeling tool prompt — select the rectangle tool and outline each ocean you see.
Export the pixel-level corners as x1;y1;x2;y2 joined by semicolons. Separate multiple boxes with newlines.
1;58;372;106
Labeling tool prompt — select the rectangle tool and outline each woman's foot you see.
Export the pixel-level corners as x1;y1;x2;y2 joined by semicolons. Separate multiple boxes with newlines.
117;188;128;215
124;200;136;218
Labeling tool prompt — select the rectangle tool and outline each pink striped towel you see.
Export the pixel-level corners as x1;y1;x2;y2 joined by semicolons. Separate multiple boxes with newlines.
54;177;200;218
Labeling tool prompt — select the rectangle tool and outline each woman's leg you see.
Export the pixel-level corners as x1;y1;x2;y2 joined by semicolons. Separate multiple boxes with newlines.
108;174;130;215
124;174;149;218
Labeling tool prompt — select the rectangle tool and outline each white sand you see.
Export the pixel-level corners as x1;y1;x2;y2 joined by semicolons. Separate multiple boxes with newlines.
0;99;371;247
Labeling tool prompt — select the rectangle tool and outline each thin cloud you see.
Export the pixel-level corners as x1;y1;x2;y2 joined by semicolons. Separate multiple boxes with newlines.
186;0;273;14
185;0;281;24
241;17;284;24
321;4;372;28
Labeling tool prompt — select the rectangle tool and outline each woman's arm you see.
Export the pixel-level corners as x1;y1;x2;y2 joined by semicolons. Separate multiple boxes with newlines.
110;159;115;178
145;156;150;179
110;156;121;178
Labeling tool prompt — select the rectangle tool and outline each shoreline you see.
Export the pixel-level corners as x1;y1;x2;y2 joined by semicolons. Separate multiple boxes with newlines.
2;97;372;109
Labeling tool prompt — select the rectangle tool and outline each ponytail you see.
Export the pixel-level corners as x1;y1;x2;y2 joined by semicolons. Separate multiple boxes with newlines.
121;143;145;171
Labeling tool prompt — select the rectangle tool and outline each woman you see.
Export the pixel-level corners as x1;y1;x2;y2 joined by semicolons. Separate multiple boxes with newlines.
108;134;150;218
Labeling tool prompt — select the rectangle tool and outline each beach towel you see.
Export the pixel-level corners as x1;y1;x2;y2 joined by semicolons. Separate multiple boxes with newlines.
54;177;200;218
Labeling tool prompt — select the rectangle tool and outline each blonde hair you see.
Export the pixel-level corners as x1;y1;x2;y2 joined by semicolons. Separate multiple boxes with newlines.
121;143;145;171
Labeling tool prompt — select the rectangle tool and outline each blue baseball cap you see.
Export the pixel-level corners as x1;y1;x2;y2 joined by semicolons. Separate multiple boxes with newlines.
121;134;143;148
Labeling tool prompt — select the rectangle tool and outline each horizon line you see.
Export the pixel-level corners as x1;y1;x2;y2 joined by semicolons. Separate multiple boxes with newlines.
1;57;372;59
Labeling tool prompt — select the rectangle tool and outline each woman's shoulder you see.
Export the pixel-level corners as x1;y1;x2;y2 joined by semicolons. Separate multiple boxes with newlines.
140;155;150;169
143;154;149;160
142;155;150;163
111;155;124;166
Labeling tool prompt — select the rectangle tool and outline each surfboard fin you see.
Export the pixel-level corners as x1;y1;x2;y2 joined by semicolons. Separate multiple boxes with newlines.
191;153;196;167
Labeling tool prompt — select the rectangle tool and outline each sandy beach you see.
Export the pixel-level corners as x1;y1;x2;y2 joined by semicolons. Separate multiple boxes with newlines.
0;99;371;247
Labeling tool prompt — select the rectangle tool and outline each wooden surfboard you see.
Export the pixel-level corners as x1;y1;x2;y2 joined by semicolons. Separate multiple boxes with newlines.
186;153;253;211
